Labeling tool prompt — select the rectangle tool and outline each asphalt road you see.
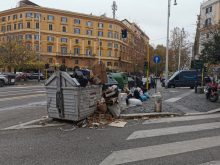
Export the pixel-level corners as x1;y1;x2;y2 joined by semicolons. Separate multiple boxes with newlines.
0;85;220;165
0;85;47;129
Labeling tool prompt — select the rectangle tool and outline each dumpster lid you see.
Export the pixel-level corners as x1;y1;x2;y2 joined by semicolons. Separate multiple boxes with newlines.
45;71;80;87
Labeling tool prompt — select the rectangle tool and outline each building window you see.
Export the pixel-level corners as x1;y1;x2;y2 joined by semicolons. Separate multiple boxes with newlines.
1;17;6;22
206;6;212;14
108;31;113;38
114;62;118;66
26;44;31;50
98;31;103;37
114;33;119;39
7;25;11;31
48;45;53;53
19;14;22;18
74;28;80;34
98;50;102;56
26;12;32;18
34;34;39;40
88;40;91;45
86;48;92;56
86;21;93;27
34;13;41;18
8;16;10;21
47;36;54;42
61;46;67;54
74;19;81;24
107;62;112;66
36;22;39;29
27;22;31;28
14;24;17;30
109;24;113;29
48;15;54;21
205;18;212;27
99;41;102;46
75;59;79;64
18;35;23;40
114;43;118;49
61;17;67;23
49;58;53;63
25;34;32;40
18;23;23;29
86;30;92;36
49;24;53;31
1;26;5;32
98;22;104;28
75;39;79;44
107;50;112;57
74;48;80;55
108;42;112;48
13;15;17;20
61;37;68;43
62;26;67;32
35;45;39;52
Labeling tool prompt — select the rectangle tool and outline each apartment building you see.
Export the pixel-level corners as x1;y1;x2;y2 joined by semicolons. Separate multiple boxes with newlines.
0;0;149;72
195;0;220;58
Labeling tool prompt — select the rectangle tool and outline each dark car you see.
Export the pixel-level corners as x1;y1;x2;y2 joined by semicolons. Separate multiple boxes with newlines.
28;73;45;80
0;72;16;85
162;70;200;88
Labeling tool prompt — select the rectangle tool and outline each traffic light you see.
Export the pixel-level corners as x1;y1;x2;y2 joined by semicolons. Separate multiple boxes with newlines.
204;66;208;73
121;29;127;38
45;63;49;69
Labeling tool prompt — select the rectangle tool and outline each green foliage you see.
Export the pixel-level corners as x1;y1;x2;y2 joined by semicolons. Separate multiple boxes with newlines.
200;29;220;64
0;39;40;71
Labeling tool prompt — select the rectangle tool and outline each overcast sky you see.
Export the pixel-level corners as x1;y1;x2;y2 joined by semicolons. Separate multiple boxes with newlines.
1;0;204;46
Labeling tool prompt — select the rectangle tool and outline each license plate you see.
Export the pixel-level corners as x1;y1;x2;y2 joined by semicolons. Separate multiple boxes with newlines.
11;79;15;83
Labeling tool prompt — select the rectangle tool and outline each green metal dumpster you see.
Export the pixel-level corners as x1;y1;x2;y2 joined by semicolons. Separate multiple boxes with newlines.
110;72;128;90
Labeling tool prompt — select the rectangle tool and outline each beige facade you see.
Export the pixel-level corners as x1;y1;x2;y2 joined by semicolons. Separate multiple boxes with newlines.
197;0;220;57
0;0;149;73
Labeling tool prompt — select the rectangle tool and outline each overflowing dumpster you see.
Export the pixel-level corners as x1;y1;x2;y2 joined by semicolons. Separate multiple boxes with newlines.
45;71;102;121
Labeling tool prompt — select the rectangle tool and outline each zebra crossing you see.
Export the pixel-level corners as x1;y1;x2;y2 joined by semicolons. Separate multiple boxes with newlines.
100;113;220;165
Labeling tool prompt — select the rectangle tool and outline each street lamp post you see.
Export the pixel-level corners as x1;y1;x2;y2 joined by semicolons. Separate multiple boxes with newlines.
178;28;184;71
37;15;41;82
165;0;177;87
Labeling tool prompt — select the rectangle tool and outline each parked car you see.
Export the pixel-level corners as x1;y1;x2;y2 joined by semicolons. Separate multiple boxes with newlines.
15;72;29;81
162;70;200;88
0;72;16;87
28;73;45;80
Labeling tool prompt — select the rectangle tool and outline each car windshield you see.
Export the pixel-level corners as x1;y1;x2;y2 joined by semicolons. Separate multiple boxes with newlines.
169;71;179;80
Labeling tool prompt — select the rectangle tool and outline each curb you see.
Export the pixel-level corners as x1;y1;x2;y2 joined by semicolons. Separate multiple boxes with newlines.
185;108;220;116
120;112;183;119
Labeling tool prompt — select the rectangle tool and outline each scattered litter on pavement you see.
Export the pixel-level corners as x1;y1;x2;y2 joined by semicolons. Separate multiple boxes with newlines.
59;126;77;132
109;120;127;128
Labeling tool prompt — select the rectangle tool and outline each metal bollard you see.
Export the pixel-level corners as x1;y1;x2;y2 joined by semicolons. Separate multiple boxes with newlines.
154;92;162;112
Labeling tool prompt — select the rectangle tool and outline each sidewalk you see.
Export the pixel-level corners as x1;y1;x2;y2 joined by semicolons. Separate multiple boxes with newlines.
15;80;45;86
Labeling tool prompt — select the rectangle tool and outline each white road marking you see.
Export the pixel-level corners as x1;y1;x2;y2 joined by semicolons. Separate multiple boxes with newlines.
143;113;220;125
127;122;220;140
1;117;64;130
165;90;194;103
0;101;46;112
0;93;46;102
99;136;220;165
199;161;220;165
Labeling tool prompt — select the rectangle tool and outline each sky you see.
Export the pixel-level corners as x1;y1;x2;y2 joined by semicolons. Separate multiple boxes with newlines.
1;0;204;46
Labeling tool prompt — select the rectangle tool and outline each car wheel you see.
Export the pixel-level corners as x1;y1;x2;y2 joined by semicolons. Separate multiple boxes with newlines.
190;86;194;89
0;80;4;87
170;84;175;88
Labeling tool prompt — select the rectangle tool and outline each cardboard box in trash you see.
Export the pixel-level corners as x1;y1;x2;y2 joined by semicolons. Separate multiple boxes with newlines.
45;71;102;121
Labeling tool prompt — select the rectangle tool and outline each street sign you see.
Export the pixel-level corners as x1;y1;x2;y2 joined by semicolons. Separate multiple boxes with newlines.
153;55;161;64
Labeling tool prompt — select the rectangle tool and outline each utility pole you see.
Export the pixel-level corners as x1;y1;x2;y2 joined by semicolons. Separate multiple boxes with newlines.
112;1;117;19
165;0;177;87
178;28;184;71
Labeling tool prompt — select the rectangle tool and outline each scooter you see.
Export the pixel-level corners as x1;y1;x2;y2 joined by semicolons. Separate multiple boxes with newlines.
204;81;220;102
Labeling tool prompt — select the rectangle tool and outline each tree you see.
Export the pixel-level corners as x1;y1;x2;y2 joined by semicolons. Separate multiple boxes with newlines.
150;45;166;75
0;39;41;72
200;28;220;64
169;27;192;72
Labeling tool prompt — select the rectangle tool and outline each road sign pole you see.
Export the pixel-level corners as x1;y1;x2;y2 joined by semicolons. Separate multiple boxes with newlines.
155;63;158;93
